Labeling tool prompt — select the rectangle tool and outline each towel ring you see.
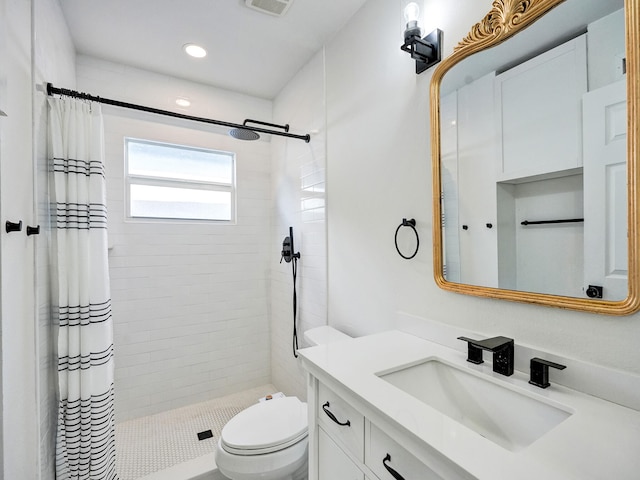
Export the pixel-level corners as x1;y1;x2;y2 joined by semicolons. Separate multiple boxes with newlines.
394;218;419;260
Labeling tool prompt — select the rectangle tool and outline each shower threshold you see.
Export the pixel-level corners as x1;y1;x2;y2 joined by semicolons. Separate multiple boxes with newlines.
117;384;277;480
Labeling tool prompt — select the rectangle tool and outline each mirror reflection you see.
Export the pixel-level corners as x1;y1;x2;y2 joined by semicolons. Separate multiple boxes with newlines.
438;0;627;301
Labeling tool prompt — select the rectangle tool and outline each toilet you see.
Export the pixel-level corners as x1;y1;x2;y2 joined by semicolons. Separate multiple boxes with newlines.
215;326;351;480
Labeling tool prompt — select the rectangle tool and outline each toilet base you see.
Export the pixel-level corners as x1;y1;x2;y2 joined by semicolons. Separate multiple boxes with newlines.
215;437;308;480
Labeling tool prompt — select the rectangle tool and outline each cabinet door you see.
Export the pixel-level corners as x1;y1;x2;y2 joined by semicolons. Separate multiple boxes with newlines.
495;35;587;181
319;427;364;480
318;383;365;461
457;72;499;287
366;424;444;480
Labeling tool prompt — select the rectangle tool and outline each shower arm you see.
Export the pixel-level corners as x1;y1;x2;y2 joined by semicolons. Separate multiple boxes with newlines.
243;119;290;132
46;83;311;143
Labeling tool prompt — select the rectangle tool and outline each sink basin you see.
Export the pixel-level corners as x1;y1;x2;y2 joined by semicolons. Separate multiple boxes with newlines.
377;358;572;451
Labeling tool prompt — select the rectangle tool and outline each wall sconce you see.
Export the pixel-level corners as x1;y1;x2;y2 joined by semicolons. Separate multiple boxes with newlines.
400;2;442;74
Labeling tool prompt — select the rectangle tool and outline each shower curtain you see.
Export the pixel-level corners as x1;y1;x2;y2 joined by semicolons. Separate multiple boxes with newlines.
48;96;118;480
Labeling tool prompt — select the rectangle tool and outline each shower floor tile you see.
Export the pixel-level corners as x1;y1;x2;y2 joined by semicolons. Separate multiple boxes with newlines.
116;384;277;480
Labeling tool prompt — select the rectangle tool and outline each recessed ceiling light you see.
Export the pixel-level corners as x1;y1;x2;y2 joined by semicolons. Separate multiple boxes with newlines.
183;44;207;58
176;98;191;107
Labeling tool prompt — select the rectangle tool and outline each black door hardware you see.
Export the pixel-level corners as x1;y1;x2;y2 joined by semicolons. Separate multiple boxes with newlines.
26;225;40;236
585;285;603;299
322;402;351;427
5;220;22;233
529;358;566;389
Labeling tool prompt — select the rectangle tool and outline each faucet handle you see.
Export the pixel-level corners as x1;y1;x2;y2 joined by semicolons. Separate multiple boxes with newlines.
457;336;485;364
529;357;566;389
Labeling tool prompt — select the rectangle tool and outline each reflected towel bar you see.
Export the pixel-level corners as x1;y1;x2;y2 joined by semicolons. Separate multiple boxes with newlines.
520;218;584;226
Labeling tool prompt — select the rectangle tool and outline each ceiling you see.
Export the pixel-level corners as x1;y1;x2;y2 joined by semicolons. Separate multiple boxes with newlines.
58;0;369;100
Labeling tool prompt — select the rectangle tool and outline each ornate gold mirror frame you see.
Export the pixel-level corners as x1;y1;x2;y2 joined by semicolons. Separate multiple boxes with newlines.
430;0;640;315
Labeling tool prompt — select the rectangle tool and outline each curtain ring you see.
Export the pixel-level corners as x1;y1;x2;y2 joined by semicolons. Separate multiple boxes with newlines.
395;218;419;260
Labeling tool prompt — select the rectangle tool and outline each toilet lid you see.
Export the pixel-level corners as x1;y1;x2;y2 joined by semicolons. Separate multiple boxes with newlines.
221;397;308;455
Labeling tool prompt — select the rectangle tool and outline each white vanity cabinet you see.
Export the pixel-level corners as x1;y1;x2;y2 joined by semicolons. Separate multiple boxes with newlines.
300;330;640;480
310;379;473;480
318;428;363;480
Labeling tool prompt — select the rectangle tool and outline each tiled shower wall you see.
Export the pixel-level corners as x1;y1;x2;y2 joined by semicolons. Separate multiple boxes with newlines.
271;50;328;400
77;57;274;421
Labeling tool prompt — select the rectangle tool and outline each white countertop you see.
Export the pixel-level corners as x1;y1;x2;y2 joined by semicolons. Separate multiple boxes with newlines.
298;330;640;480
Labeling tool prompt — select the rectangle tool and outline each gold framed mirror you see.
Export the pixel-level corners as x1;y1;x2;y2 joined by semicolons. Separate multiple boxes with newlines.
430;0;640;314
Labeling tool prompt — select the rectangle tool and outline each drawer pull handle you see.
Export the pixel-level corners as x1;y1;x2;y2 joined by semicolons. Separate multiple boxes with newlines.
322;401;351;427
383;454;406;480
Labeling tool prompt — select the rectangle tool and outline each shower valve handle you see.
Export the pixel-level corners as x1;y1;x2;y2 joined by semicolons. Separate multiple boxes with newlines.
281;236;293;263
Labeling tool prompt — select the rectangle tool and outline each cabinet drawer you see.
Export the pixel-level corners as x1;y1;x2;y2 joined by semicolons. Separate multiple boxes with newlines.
366;424;444;480
317;383;365;461
318;427;364;480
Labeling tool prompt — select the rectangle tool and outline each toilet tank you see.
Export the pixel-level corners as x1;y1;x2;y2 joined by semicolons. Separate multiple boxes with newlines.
303;326;351;346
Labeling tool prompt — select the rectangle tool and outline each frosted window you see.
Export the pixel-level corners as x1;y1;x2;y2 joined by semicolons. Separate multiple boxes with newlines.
128;140;232;183
126;138;235;222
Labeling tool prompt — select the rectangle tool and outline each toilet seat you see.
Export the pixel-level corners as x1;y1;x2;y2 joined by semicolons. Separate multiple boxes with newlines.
221;397;308;456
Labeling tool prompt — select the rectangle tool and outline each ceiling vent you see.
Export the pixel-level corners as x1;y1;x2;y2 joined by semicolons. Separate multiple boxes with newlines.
245;0;293;17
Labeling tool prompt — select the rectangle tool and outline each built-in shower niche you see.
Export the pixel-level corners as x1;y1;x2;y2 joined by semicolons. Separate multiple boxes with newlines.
497;171;584;297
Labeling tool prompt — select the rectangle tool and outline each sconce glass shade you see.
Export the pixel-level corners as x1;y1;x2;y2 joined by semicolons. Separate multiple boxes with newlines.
401;1;442;73
403;2;422;41
404;2;420;23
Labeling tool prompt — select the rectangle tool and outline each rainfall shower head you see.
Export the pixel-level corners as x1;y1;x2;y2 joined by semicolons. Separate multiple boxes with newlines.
229;119;290;142
229;127;260;141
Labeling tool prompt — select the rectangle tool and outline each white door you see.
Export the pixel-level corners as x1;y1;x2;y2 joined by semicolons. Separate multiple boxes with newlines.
0;0;38;477
583;79;627;300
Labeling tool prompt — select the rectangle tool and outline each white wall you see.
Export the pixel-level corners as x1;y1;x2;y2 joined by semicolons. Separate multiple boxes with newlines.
32;1;77;478
271;50;328;400
326;0;436;336
587;8;625;91
322;0;640;375
511;175;584;296
77;57;274;420
0;0;75;478
1;0;36;478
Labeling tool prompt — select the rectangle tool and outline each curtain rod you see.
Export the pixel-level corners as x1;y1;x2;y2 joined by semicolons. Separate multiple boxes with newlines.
46;83;311;143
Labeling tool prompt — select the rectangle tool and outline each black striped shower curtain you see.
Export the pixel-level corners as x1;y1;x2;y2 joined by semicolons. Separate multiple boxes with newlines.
48;96;118;480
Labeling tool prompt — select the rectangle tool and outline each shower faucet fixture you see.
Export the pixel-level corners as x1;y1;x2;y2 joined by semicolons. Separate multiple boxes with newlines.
400;2;443;73
230;119;295;142
281;227;301;358
458;336;515;376
280;226;300;263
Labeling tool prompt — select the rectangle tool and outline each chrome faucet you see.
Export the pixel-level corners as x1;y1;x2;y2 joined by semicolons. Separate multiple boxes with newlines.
458;336;514;376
